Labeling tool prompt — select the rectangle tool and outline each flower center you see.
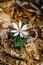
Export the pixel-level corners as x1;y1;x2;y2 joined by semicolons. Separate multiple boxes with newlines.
18;28;22;32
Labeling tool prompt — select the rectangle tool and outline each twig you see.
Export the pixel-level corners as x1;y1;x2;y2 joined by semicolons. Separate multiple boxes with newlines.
16;2;41;15
30;3;40;11
16;0;28;7
3;49;25;61
0;58;11;65
22;7;41;15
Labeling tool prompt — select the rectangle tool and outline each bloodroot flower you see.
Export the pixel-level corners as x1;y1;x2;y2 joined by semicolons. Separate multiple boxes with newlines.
11;21;29;37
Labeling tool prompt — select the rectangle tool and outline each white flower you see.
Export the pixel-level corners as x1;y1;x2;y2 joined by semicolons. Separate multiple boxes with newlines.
11;21;29;37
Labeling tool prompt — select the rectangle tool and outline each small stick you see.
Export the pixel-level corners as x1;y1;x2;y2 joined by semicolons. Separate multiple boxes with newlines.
0;58;11;65
30;3;40;11
22;7;41;15
16;3;41;15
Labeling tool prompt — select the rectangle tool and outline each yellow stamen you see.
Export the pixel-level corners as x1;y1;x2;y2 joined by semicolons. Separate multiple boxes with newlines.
18;28;22;32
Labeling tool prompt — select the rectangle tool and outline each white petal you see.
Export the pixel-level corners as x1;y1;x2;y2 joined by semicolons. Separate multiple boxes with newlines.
13;32;19;36
22;25;28;30
11;30;18;33
22;31;29;35
20;32;23;37
13;22;18;29
19;20;22;28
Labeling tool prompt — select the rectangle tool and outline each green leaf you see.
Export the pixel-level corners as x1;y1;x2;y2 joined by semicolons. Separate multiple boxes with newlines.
13;36;21;46
13;36;27;46
22;20;28;25
21;37;27;43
